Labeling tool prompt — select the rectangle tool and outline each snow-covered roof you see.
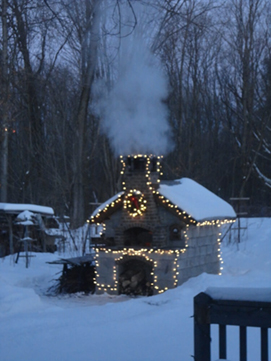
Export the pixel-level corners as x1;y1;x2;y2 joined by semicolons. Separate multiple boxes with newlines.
158;178;236;221
90;178;236;222
91;192;124;217
0;203;54;216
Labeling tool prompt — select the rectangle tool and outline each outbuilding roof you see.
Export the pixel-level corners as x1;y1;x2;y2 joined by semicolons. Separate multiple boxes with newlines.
90;178;236;223
0;203;54;216
91;192;124;217
159;178;236;221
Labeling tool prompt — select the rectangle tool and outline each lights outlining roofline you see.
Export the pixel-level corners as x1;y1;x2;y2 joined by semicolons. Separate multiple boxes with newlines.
88;153;236;238
87;153;236;286
121;154;198;224
88;193;124;224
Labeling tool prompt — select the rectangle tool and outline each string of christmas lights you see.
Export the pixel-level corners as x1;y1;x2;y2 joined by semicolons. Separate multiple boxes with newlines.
123;189;147;217
93;247;187;294
92;219;231;294
89;154;236;227
88;153;236;294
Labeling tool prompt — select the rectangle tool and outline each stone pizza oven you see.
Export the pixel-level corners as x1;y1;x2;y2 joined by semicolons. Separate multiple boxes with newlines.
89;155;236;296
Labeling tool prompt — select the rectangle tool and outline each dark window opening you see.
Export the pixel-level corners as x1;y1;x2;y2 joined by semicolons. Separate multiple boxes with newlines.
133;157;146;170
169;224;182;240
126;157;146;173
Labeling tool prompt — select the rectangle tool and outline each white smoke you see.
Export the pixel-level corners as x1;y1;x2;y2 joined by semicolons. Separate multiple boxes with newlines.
94;4;172;156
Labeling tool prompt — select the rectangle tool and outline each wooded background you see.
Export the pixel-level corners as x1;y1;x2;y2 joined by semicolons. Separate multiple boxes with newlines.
1;0;271;228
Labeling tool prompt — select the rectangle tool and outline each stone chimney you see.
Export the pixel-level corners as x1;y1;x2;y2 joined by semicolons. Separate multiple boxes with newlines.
114;154;166;248
121;154;161;193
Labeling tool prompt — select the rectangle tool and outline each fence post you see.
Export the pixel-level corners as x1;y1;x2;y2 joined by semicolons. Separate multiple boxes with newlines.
219;324;227;359
239;326;247;361
194;292;212;361
261;328;268;361
194;289;271;361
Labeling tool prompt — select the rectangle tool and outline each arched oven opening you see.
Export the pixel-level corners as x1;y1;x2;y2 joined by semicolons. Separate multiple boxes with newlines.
124;227;152;248
117;256;153;296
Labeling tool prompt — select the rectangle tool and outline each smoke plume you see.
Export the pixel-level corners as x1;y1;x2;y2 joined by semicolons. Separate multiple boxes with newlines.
94;7;172;156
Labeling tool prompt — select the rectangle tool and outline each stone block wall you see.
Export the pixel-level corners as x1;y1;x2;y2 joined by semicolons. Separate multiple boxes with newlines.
94;224;220;295
94;249;179;295
177;225;220;285
114;174;168;247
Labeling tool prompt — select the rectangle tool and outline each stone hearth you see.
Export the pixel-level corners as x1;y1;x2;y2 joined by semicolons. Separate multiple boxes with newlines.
94;248;182;295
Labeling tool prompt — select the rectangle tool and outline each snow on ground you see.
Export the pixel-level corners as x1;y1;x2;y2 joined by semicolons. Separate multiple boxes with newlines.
0;218;270;361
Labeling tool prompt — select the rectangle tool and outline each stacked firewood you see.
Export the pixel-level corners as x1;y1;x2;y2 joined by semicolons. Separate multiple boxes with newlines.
119;267;153;296
49;264;96;295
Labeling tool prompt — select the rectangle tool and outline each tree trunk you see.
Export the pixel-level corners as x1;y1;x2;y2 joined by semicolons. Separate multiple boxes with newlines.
13;0;44;202
70;1;100;229
0;0;9;202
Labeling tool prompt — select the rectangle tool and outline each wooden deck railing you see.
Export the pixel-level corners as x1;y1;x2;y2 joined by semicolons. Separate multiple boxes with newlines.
193;288;271;361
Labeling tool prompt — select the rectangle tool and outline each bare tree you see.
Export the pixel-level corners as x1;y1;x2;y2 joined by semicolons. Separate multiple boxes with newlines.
54;0;101;228
0;0;9;202
157;0;220;178
217;0;271;198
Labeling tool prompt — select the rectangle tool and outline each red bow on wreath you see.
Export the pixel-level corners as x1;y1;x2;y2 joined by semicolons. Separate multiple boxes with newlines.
130;196;139;209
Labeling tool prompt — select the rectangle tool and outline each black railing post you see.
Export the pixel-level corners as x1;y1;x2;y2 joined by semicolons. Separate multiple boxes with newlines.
194;290;271;361
261;328;268;361
219;324;227;359
194;293;212;361
239;326;247;361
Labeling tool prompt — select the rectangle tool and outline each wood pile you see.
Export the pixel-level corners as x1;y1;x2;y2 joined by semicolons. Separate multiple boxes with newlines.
59;263;95;294
48;255;96;295
118;260;153;296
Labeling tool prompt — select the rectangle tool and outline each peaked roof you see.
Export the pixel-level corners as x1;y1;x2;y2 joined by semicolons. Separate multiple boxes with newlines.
158;178;236;221
90;178;236;223
91;192;124;218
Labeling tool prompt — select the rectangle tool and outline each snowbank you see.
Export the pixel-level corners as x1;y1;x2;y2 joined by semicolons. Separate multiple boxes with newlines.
0;218;270;361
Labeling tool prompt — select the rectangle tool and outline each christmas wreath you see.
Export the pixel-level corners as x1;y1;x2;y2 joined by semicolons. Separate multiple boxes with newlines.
125;190;147;217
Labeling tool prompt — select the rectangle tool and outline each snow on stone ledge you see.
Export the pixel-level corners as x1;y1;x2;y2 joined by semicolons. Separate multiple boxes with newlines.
159;178;236;221
0;203;54;216
206;287;271;302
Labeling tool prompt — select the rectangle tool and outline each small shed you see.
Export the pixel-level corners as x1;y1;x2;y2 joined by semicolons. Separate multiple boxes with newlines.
0;203;60;256
89;155;236;296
